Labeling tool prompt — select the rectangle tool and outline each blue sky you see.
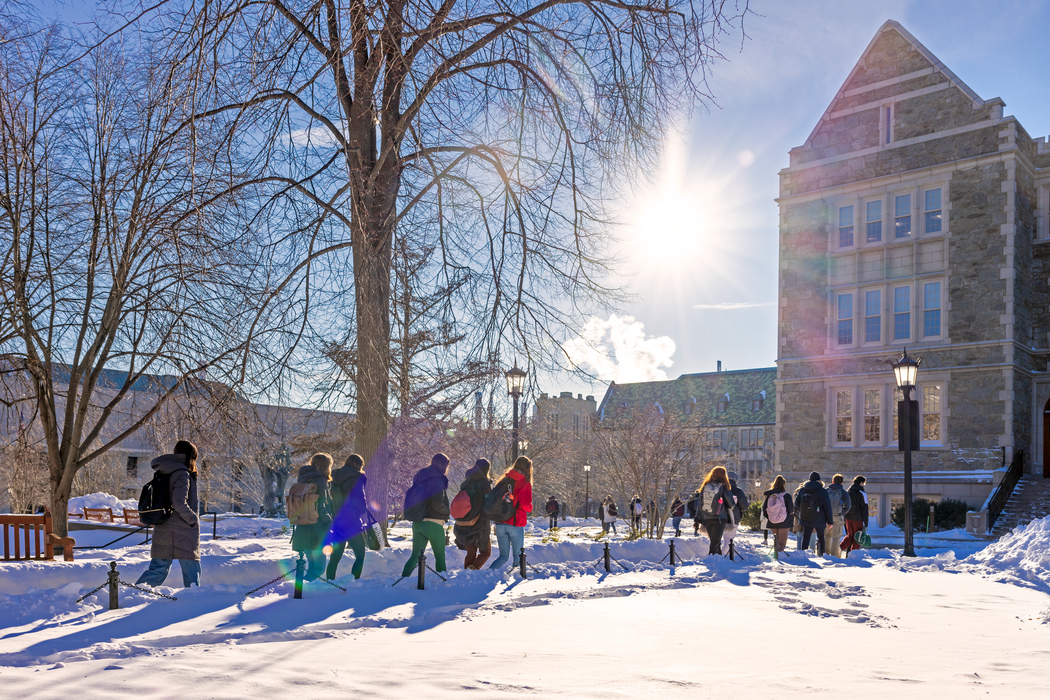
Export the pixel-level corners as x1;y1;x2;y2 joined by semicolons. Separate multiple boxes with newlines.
551;0;1050;400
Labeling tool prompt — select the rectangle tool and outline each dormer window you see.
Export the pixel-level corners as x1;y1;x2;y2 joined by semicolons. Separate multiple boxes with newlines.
716;393;730;414
751;390;766;411
684;397;696;415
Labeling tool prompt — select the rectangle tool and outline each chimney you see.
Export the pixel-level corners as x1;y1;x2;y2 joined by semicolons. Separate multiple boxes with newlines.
717;360;722;372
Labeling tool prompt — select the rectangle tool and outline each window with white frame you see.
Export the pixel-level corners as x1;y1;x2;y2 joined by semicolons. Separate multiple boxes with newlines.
864;290;881;343
864;389;880;443
866;200;882;243
838;205;854;248
922;281;942;337
894;194;911;238
829;382;944;449
893;286;910;340
836;390;852;444
836;293;853;345
924;188;942;234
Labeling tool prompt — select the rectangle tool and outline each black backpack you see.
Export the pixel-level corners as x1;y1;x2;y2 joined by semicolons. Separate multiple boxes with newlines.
483;478;515;522
797;490;819;522
138;471;173;525
403;481;430;522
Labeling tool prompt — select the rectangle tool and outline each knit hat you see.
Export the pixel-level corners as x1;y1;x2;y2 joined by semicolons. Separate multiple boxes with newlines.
809;471;821;481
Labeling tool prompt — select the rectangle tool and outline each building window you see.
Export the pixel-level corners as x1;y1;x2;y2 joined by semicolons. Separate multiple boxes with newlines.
713;429;729;451
836;390;853;444
838;205;854;248
923;385;942;442
924;188;942;234
866;200;882;243
751;396;764;411
574;414;580;437
893;286;910;340
716;394;729;414
126;456;138;476
836;293;853;345
757;428;765;448
894;194;911;238
884;105;893;144
923;281;941;337
864;290;881;343
864;389;880;443
892;386;903;443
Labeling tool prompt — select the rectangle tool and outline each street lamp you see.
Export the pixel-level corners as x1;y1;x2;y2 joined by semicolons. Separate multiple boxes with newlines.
892;348;921;557
584;465;592;518
505;364;527;460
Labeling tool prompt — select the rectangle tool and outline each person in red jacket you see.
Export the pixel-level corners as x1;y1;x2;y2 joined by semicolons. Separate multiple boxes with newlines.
488;456;534;570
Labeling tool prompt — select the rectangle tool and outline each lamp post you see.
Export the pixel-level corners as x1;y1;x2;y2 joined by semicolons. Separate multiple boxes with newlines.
584;465;592;518
505;364;527;460
892;348;921;557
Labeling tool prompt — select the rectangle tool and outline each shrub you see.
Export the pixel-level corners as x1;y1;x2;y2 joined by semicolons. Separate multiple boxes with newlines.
740;500;763;530
891;498;970;531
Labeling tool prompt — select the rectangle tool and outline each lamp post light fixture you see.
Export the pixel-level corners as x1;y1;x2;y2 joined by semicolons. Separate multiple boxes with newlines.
505;364;527;460
891;348;921;557
584;465;592;518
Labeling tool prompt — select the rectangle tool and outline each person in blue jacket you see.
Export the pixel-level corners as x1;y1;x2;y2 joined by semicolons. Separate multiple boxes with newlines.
796;471;833;556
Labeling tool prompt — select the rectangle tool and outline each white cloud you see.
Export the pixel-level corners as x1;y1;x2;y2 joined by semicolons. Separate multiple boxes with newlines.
693;301;773;310
289;126;341;147
562;315;675;383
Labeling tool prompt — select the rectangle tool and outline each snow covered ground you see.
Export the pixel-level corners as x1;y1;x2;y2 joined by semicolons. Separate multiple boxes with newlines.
1;512;1048;698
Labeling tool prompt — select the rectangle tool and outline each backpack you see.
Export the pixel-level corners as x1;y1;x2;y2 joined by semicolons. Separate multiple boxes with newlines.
287;482;320;525
701;485;723;518
797;490;819;522
765;492;788;523
632;501;643;516
483;478;515;522
829;488;849;519
403;481;430;522
450;489;477;524
138;471;173;525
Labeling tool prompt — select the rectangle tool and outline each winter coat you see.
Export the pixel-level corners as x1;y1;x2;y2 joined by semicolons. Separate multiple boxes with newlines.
671;498;685;518
827;484;852;524
409;463;451;522
846;483;870;527
454;466;492;550
761;487;794;529
729;481;749;523
602;501;618;523
686;493;701;519
291;464;333;551
329;463;368;542
545;498;560;515
495;469;533;527
700;483;737;524
796;479;834;527
149;454;200;561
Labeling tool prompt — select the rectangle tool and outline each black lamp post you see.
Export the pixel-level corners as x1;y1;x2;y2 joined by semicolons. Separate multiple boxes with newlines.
892;348;921;557
505;364;527;460
584;464;592;518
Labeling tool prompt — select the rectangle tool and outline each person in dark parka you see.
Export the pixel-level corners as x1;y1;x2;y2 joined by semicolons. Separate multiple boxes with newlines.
325;453;369;580
401;453;452;576
796;471;834;555
291;453;335;581
136;441;202;588
842;475;870;554
454;459;493;569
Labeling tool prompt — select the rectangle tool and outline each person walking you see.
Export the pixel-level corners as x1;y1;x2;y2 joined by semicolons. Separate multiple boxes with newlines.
325;454;368;580
136;441;202;588
841;475;870;555
687;489;702;536
288;453;335;581
545;495;560;529
602;495;618;534
722;472;750;554
762;475;794;554
670;496;685;537
629;495;643;535
489;456;534;570
824;474;851;558
401;453;452;577
796;472;833;556
454;459;493;569
698;466;737;556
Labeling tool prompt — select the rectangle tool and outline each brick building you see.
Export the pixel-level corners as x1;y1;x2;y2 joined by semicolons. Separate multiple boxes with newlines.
775;21;1050;525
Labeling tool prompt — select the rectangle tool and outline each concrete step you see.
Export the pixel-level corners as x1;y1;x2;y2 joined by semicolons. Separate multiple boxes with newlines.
991;476;1050;537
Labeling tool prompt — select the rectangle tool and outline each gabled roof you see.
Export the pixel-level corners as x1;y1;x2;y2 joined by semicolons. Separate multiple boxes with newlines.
800;20;998;151
597;367;776;427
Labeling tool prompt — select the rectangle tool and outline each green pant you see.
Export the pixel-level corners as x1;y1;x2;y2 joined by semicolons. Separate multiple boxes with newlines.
401;521;447;576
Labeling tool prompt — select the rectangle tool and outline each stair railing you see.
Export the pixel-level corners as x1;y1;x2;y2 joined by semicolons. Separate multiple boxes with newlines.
987;449;1025;531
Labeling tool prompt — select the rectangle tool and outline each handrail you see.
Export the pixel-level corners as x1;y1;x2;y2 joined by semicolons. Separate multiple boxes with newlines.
987;449;1025;530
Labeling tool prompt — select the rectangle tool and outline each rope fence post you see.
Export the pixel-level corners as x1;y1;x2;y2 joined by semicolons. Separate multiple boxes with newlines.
294;552;305;599
669;539;676;575
519;549;527;579
417;552;426;590
603;542;611;573
108;562;120;610
729;540;736;561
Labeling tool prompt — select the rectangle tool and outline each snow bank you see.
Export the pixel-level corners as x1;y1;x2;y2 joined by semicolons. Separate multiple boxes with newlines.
68;493;137;515
963;514;1050;591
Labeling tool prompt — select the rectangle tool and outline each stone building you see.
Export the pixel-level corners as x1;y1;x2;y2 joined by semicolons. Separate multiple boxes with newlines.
776;21;1050;525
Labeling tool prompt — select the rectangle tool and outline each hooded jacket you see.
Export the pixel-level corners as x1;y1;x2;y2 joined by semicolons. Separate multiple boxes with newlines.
329;462;368;542
453;464;492;550
497;469;533;527
846;482;870;527
410;463;451;522
149;454;200;561
290;464;333;551
796;479;834;527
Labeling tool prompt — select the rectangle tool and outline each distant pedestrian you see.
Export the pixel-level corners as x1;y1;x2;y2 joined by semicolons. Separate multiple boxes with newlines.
289;452;335;581
722;473;750;554
489;456;534;570
454;459;493;569
699;466;737;556
670;496;685;537
401;453;452;577
762;475;794;554
135;440;202;588
796;472;833;556
841;476;870;554
545;495;560;529
824;474;851;558
687;489;702;535
325;454;369;580
630;495;643;534
602;496;619;534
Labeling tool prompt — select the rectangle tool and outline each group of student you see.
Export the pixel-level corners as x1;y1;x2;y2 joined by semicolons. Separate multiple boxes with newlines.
759;471;870;557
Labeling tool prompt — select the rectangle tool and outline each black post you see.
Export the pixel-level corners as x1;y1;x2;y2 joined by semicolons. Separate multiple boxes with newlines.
417;552;427;590
519;549;527;579
108;562;120;610
213;513;218;540
763;529;768;544
511;392;520;461
294;552;305;599
585;469;590;520
728;540;736;561
603;542;611;572
669;539;676;567
899;386;917;556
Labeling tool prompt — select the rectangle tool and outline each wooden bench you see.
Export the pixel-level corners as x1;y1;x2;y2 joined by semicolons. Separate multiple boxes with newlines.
0;507;76;561
83;507;115;523
121;509;142;526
